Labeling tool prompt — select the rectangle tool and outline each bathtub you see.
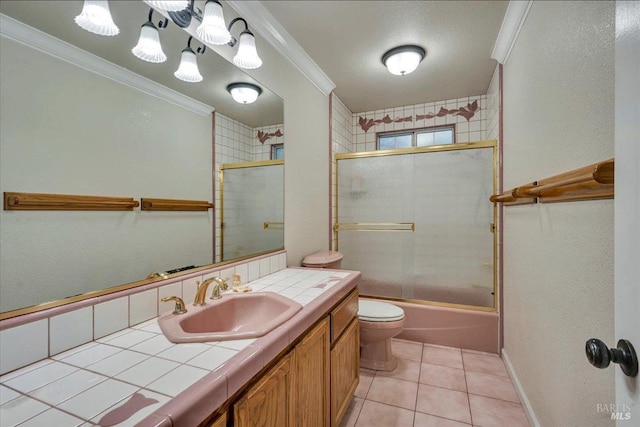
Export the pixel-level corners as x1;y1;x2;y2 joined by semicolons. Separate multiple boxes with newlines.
360;297;499;354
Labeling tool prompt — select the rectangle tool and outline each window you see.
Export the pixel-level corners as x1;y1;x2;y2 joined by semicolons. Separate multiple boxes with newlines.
377;125;455;150
271;144;284;159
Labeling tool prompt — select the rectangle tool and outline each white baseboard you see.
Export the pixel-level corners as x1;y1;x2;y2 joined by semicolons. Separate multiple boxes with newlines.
501;348;541;427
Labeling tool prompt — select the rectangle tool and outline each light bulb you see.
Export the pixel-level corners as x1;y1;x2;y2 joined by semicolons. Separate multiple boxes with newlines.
75;0;119;36
132;23;167;63
232;30;262;69
174;48;203;82
196;0;232;45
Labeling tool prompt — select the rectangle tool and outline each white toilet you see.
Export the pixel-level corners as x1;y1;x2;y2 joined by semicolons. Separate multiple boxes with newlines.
301;251;406;371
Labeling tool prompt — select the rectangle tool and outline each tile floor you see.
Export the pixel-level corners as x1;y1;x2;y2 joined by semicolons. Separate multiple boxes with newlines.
340;339;530;427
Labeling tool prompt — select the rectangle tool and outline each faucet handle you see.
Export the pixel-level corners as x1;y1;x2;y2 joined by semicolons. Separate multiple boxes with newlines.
161;296;187;315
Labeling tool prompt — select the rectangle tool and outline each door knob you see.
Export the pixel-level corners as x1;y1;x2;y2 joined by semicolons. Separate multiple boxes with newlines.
585;338;638;377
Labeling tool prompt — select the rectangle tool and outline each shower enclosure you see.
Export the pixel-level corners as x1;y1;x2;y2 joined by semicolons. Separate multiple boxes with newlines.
335;141;496;309
220;160;284;261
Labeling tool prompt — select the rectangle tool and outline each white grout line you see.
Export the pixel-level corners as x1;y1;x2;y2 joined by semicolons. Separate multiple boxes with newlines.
501;349;540;427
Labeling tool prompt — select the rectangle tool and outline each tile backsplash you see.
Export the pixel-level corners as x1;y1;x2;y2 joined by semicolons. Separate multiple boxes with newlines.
0;251;287;375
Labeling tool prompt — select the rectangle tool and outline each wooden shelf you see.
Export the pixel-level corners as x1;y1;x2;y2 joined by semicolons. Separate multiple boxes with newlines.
4;192;139;211
490;159;614;205
140;198;213;211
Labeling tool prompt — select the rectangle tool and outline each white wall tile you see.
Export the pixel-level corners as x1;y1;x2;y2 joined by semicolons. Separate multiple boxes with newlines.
278;253;287;270
270;255;279;273
259;258;270;277
0;319;48;375
158;283;182;316
94;297;128;339
129;288;157;326
248;260;260;282
182;276;201;307
50;307;93;356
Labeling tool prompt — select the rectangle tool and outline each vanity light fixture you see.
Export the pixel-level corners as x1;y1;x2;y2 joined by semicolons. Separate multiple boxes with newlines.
146;1;190;12
227;83;262;104
174;36;206;82
74;0;119;36
196;0;232;45
381;45;426;76
228;18;262;70
132;8;169;63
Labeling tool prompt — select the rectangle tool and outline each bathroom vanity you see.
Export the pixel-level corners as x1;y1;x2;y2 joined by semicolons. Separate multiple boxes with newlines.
0;264;359;427
211;286;359;427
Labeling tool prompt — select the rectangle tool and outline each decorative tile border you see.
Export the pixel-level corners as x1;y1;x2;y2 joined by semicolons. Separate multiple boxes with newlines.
257;129;284;144
357;100;480;133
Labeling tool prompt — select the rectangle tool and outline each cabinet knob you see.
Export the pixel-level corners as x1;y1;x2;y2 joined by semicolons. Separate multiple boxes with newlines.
585;338;638;377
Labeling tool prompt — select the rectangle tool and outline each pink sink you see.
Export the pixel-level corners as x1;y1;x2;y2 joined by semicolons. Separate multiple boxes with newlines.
158;292;303;343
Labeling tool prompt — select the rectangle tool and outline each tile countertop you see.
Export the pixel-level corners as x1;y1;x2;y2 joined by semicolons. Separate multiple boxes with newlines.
0;268;360;427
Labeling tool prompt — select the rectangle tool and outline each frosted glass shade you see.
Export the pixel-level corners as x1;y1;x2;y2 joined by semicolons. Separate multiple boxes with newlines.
196;0;232;45
233;31;262;69
174;48;203;82
227;83;262;104
382;45;425;76
146;1;189;12
132;23;167;63
74;0;119;36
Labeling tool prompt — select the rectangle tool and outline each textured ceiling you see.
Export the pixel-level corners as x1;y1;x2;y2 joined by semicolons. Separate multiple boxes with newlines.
263;0;508;113
0;0;284;127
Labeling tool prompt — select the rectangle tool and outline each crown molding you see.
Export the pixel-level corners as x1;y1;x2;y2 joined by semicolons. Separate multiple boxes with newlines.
491;0;533;65
0;13;214;117
226;1;335;96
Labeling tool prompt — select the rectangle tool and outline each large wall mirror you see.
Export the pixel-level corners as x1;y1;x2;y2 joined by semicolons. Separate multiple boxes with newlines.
0;0;284;316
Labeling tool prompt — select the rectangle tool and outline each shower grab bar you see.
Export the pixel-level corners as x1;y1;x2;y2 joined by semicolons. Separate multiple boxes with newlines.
334;222;415;232
263;221;284;230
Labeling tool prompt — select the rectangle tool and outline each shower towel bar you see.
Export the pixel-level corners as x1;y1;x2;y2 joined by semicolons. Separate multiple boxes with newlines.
490;158;614;205
334;222;415;232
263;222;284;230
3;192;139;211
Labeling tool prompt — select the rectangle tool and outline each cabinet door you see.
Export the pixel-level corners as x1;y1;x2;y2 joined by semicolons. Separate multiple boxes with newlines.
331;318;359;426
234;353;294;427
294;317;330;427
207;412;227;427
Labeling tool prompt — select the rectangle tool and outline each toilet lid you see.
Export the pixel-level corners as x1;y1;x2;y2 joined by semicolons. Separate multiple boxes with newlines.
358;300;405;322
302;251;343;267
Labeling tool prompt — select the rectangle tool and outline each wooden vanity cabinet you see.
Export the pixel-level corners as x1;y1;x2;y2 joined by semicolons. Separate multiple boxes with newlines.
234;354;294;427
207;412;227;427
330;290;359;426
231;289;359;427
293;317;331;427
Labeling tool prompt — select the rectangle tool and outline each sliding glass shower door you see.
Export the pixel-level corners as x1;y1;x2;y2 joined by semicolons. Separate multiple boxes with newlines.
335;142;495;309
220;161;284;261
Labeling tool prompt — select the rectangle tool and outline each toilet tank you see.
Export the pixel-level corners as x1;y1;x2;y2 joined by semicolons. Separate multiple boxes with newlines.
302;251;344;269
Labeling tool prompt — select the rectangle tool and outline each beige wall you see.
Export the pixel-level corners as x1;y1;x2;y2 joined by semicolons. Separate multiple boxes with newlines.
502;1;615;426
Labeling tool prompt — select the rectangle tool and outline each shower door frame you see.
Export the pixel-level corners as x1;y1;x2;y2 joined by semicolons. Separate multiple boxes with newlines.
334;140;498;312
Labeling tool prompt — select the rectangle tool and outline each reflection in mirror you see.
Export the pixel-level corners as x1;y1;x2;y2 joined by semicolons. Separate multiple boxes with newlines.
0;1;283;316
220;161;284;261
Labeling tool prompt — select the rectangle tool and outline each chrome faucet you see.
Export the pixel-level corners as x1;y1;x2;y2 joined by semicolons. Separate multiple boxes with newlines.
194;277;228;305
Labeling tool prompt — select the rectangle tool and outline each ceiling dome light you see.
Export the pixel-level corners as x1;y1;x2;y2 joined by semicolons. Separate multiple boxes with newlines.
196;0;232;45
146;1;189;12
132;22;166;63
227;83;262;104
232;30;262;69
74;0;119;36
382;45;426;76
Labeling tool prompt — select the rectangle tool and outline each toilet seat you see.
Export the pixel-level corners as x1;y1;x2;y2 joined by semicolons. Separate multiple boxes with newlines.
358;300;405;322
